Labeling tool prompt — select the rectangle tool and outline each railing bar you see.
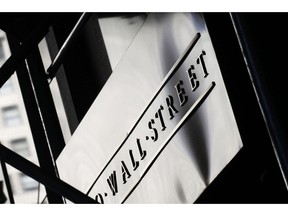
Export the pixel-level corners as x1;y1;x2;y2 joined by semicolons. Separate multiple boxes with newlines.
47;13;91;81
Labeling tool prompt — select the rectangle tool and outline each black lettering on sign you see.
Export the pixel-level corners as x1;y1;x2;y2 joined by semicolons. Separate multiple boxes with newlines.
166;95;178;119
197;50;209;78
175;80;188;106
148;119;158;142
107;171;118;195
121;161;131;184
129;149;139;171
95;193;104;204
187;65;199;92
155;105;166;131
137;138;147;160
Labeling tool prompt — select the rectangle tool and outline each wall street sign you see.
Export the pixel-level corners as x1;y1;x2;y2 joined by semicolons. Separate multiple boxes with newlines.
56;13;243;203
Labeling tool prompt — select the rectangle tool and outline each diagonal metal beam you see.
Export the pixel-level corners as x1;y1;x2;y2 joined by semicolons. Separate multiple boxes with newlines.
0;161;14;203
0;143;97;204
47;12;91;81
0;18;49;89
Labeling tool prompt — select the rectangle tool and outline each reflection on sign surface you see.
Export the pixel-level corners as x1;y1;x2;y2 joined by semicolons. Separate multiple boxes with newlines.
87;32;218;203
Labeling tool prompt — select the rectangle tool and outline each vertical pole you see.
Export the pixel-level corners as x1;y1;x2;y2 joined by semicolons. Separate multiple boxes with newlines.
26;47;66;160
7;35;64;203
231;13;288;189
0;161;14;203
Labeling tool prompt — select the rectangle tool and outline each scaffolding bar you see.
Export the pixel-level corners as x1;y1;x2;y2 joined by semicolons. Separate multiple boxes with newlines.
0;143;97;204
7;35;64;203
47;13;91;81
0;19;49;88
0;161;14;204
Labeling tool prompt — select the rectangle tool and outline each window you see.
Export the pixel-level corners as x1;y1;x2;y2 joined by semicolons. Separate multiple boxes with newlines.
0;38;5;60
11;138;30;157
2;106;22;127
20;174;38;191
0;78;14;95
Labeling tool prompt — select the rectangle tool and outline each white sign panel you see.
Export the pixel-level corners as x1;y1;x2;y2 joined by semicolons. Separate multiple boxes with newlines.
56;13;243;203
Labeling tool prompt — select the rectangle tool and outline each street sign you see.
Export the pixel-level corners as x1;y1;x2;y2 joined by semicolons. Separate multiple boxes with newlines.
56;13;243;203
